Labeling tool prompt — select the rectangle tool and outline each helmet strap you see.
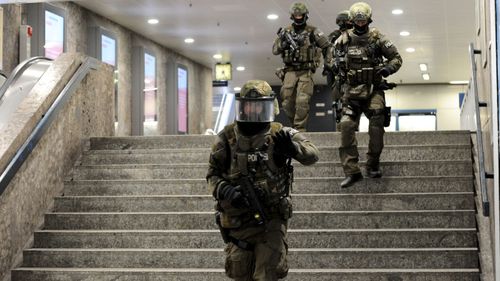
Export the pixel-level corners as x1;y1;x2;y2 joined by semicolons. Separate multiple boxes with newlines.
353;23;369;35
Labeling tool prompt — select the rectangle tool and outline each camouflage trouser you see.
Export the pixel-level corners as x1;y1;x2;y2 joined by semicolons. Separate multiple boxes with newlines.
224;219;289;281
280;70;314;132
339;91;385;175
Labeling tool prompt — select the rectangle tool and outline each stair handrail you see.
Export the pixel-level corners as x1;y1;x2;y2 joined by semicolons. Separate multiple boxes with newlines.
0;57;51;101
0;57;99;196
469;42;493;216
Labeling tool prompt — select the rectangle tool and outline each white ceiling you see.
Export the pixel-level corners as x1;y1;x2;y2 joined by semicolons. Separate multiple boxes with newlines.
54;0;477;88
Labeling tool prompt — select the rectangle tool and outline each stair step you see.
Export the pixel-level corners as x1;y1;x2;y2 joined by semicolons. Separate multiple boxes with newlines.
53;193;475;212
88;131;471;150
70;160;472;180
34;229;478;249
80;144;471;165
63;176;474;196
21;248;479;269
11;267;480;281
44;210;476;230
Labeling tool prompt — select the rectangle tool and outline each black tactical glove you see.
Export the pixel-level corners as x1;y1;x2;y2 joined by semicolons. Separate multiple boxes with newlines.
377;67;391;78
272;130;299;158
217;183;248;209
280;39;290;50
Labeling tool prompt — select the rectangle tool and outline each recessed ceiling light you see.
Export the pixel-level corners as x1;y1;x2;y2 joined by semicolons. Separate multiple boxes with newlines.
400;31;410;36
406;47;415;53
234;87;242;91
147;19;159;25
236;66;245;71
449;80;469;84
213;54;222;59
267;14;279;20
184;38;195;44
392;9;403;15
419;63;428;71
422;73;430;80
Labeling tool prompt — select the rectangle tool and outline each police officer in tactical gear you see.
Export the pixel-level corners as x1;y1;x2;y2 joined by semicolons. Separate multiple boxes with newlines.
207;80;319;280
329;10;353;43
325;10;353;121
334;2;402;188
273;2;334;132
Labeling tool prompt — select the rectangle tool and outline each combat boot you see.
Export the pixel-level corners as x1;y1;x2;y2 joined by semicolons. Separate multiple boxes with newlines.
366;167;382;178
340;172;363;188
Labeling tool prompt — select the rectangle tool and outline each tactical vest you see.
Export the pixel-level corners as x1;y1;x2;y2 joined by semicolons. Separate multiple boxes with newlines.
340;29;384;86
223;123;292;207
282;25;318;70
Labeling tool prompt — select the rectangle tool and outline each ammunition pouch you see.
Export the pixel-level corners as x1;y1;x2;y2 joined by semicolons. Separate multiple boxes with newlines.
215;212;254;250
214;201;247;228
383;106;392;127
343;67;377;100
282;46;316;69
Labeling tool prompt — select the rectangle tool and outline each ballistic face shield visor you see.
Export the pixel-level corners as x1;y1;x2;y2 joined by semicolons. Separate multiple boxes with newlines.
235;95;275;123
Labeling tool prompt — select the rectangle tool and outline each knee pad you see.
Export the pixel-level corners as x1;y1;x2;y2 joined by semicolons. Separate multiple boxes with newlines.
339;116;357;132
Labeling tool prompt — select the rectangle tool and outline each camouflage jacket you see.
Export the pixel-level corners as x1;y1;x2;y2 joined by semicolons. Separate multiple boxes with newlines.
334;27;402;81
207;122;319;213
272;24;333;70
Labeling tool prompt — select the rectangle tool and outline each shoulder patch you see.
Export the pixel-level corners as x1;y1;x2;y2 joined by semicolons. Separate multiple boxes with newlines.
384;41;393;48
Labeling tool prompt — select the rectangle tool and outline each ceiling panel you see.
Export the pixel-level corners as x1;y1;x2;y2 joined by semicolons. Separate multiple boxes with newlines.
65;0;476;88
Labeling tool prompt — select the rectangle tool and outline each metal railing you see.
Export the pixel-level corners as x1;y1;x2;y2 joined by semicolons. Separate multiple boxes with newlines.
0;57;99;196
469;42;494;216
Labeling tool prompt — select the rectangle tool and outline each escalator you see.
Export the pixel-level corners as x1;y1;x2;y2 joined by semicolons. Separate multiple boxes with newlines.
0;57;53;131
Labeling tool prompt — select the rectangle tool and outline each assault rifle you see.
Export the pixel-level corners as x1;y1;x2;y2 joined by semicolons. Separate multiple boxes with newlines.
238;169;267;225
277;27;299;52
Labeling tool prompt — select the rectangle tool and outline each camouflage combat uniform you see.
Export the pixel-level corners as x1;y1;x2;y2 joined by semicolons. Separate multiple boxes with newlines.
207;122;319;280
335;27;402;176
272;3;333;132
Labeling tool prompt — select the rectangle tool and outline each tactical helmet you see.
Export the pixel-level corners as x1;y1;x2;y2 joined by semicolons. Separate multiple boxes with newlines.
336;10;352;29
290;2;309;25
235;80;278;123
349;2;372;22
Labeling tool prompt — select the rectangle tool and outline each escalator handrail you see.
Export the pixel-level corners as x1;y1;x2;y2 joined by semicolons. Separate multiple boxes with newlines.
0;57;52;101
0;57;99;196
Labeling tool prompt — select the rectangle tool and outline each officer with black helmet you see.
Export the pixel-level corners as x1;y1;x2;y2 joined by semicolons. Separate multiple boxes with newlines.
207;80;319;280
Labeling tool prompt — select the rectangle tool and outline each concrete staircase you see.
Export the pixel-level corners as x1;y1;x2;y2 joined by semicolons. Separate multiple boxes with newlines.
11;131;480;280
